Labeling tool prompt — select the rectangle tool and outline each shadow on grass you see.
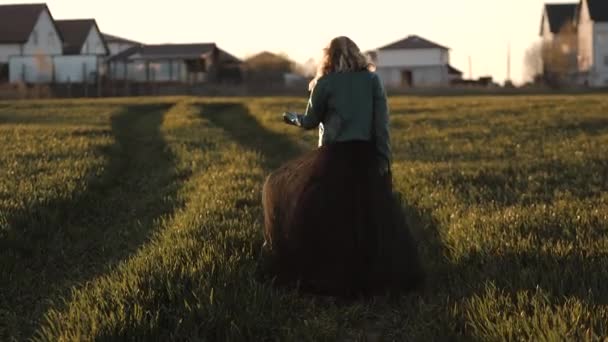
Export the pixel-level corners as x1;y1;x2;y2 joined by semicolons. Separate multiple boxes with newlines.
200;102;302;170
0;104;182;340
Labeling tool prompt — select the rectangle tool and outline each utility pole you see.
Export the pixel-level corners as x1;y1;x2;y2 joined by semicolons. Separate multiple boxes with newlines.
506;42;512;82
468;56;472;80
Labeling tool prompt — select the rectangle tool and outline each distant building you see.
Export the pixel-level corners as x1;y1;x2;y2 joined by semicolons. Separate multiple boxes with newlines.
0;4;63;83
0;3;242;86
539;0;608;87
369;35;461;88
576;0;608;87
107;43;242;83
0;4;109;84
52;19;109;83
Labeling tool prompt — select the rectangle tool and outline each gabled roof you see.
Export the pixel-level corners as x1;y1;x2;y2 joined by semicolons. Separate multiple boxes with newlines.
378;35;449;51
0;3;60;44
102;33;141;45
108;43;217;61
542;3;578;35
56;19;108;55
585;0;608;22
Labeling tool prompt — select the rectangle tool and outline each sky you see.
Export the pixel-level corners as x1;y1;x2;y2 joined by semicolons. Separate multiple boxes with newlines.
3;0;578;84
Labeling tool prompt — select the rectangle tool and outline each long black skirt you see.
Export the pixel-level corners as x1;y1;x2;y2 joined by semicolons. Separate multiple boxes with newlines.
261;140;424;297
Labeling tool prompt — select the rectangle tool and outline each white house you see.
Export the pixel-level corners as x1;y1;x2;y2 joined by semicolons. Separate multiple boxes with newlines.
0;4;63;83
370;35;461;88
50;19;108;83
539;0;608;87
0;4;110;84
576;0;608;87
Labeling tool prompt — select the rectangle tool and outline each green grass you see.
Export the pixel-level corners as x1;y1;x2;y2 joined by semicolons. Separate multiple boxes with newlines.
0;95;607;341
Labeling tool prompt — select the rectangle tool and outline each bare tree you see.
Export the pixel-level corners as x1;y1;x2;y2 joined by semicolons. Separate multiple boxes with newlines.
524;41;544;83
542;21;578;87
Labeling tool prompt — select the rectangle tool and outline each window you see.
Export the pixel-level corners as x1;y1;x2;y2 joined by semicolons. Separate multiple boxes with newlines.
605;56;608;66
48;32;54;46
32;30;38;45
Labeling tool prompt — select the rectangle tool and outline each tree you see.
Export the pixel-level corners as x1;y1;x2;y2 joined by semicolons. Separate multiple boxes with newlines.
542;21;578;87
243;51;295;84
524;41;544;83
525;20;578;88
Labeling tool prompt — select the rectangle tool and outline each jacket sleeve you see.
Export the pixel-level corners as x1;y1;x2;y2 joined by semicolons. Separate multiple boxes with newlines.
372;73;392;167
299;79;328;130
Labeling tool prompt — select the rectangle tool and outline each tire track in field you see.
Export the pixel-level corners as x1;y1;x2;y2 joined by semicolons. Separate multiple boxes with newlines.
200;103;303;171
0;104;183;340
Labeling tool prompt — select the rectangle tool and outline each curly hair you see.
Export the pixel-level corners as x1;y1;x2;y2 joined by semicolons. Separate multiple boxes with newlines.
309;36;375;90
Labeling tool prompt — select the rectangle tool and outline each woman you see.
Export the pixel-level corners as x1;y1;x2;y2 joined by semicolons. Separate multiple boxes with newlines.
261;36;424;297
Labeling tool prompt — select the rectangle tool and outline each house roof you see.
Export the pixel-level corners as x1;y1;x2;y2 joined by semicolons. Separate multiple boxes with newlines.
542;3;578;34
0;3;60;44
448;65;463;75
585;0;608;22
108;43;218;61
102;33;141;45
378;35;449;51
218;49;242;65
56;19;108;55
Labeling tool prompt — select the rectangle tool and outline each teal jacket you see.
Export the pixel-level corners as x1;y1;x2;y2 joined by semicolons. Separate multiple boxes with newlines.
299;71;391;167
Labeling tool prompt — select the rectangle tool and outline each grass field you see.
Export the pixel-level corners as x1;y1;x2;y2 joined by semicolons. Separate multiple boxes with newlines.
1;95;607;341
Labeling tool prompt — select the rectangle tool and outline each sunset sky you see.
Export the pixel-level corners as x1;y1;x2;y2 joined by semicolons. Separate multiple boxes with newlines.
3;0;577;84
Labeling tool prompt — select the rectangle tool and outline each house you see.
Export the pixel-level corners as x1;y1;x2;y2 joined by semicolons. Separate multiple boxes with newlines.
539;0;608;87
56;19;108;56
576;0;608;87
0;4;63;83
51;19;109;83
107;43;242;83
370;35;459;88
102;33;140;56
0;3;111;84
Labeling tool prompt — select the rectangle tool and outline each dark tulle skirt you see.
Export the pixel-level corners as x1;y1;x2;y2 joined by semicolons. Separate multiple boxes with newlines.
261;140;424;297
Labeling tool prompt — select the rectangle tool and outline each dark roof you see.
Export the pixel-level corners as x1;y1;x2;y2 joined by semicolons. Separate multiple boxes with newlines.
218;49;242;64
107;45;142;61
542;3;578;34
448;64;463;75
108;43;217;61
586;0;608;22
378;35;448;51
56;19;108;55
102;33;141;45
0;4;56;44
